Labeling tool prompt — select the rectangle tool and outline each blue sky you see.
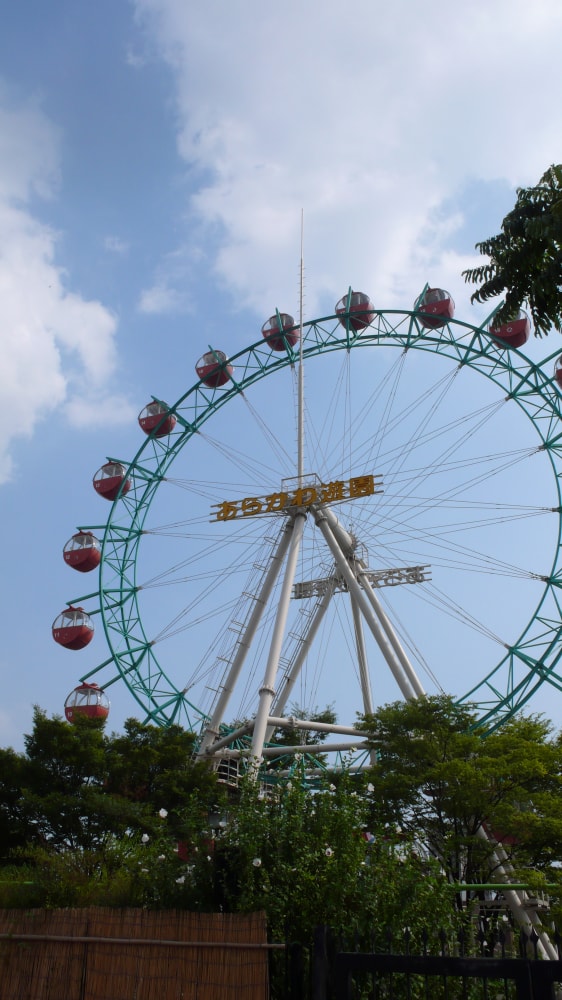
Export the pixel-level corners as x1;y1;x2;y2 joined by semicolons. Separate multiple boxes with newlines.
1;0;562;750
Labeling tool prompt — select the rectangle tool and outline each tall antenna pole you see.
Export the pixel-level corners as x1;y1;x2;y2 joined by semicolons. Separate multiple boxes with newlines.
297;210;305;485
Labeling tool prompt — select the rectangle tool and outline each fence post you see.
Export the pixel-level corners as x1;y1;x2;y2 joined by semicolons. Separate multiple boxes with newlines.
288;941;305;999
311;926;330;1000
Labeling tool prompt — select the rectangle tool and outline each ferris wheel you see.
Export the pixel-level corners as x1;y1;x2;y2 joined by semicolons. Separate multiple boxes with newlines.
53;285;562;769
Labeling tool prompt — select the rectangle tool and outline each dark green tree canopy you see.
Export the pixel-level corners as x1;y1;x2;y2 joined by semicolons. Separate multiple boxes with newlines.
0;709;219;855
4;700;562;938
462;164;562;336
359;696;562;889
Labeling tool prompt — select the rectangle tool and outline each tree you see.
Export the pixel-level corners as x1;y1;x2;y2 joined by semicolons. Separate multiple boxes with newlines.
19;708;129;853
0;747;29;858
199;771;457;946
462;164;562;336
359;696;562;902
0;708;459;939
0;710;224;909
104;718;219;843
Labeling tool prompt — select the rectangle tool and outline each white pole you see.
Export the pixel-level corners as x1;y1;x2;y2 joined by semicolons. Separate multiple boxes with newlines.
350;594;374;715
249;512;307;769
359;577;425;698
265;581;335;741
313;507;416;700
197;520;295;757
297;210;305;485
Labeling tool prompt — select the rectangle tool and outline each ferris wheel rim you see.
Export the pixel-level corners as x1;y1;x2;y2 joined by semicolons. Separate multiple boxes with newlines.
73;305;562;735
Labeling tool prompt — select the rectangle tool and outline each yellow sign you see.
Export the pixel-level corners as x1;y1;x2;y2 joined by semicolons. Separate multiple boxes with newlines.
211;474;382;522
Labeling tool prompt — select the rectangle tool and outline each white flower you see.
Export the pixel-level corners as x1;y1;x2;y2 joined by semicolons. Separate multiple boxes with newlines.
286;782;293;791
329;784;336;792
157;855;166;862
141;833;150;844
325;847;334;857
252;857;262;867
175;876;185;885
140;868;149;873
367;783;374;793
158;808;168;819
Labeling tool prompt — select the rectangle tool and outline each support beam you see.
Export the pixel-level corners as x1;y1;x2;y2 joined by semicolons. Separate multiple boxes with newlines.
358;569;425;698
350;593;374;715
265;580;335;742
197;520;294;758
249;512;307;769
313;506;416;700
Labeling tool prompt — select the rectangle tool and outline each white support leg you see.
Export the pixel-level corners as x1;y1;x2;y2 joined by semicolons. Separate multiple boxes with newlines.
197;519;295;758
265;580;335;742
359;572;425;698
313;506;416;700
350;593;374;715
476;827;558;960
249;512;307;770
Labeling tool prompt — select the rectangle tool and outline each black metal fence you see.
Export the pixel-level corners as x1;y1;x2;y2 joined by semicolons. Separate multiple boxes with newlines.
286;926;562;1000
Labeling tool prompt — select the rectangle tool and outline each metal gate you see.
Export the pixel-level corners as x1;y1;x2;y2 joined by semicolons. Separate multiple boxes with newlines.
299;926;562;1000
332;950;562;999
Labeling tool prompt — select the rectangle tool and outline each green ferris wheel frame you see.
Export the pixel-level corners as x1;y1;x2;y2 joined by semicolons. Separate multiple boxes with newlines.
72;302;562;736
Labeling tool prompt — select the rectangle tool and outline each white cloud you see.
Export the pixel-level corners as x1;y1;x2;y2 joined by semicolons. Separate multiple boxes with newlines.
65;391;137;429
133;0;562;321
138;282;186;314
137;246;198;314
0;88;60;202
125;45;147;69
104;235;130;254
0;93;131;484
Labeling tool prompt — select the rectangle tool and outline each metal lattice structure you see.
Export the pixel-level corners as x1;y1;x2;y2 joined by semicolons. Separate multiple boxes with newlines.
63;301;562;749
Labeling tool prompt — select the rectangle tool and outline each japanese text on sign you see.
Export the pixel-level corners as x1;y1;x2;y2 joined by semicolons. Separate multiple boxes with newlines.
211;474;382;522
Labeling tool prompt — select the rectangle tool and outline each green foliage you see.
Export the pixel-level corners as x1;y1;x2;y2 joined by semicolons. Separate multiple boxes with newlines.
104;718;218;841
14;710;148;852
182;771;457;945
0;708;227;914
0;748;29;858
4;696;562;973
360;696;562;900
462;164;562;336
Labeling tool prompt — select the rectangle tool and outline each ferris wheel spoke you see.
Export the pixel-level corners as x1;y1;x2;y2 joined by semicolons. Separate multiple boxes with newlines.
56;298;562;745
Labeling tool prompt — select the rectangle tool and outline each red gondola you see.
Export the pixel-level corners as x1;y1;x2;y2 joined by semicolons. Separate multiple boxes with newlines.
52;607;94;650
335;291;375;331
93;462;131;501
138;401;177;438
489;311;531;350
65;683;109;723
416;287;455;329
261;313;300;351
554;356;562;388
196;351;233;388
63;532;101;573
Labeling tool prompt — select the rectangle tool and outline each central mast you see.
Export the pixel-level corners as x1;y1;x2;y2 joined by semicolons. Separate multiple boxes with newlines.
248;214;308;773
297;209;305;485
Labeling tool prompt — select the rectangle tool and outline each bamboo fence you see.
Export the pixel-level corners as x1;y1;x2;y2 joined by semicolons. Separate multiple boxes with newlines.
0;908;272;999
